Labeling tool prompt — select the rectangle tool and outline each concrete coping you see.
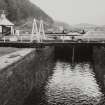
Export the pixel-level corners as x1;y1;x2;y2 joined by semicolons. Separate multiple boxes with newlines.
0;48;35;70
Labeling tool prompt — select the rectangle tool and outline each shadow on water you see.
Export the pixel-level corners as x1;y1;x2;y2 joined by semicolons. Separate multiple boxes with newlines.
23;46;105;105
54;45;93;63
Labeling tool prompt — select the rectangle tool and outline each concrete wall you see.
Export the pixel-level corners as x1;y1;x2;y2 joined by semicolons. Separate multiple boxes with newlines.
93;46;105;91
0;47;54;105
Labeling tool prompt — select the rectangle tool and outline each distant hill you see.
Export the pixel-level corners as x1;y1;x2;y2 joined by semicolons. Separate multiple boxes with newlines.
53;21;105;33
0;0;53;26
54;21;84;33
73;23;105;32
54;21;71;30
73;23;98;29
73;23;97;27
72;23;100;31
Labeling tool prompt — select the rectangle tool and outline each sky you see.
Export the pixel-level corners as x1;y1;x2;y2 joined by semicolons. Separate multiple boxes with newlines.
30;0;105;25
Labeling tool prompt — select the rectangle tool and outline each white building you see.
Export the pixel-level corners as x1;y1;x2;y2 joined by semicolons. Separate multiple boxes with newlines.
0;12;14;36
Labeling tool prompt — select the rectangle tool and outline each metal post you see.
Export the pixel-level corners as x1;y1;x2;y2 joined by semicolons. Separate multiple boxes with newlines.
3;36;5;43
30;34;34;42
17;30;20;36
11;26;13;35
63;35;65;43
72;46;75;64
21;36;23;42
16;30;19;41
88;38;90;43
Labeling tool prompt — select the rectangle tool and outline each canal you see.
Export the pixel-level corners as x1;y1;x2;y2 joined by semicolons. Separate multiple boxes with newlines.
23;46;105;105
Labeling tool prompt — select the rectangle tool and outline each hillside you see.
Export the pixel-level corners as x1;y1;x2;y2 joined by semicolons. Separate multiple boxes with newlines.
54;21;83;33
54;21;71;30
73;23;99;31
73;23;97;28
0;0;53;26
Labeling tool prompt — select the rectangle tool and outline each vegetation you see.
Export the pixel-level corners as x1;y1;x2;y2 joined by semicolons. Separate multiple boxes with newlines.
0;0;53;26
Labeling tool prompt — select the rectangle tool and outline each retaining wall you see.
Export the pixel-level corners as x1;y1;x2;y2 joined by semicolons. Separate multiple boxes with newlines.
0;47;54;105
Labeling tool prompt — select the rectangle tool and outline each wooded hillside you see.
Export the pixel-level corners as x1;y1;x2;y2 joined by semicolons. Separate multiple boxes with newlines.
0;0;53;25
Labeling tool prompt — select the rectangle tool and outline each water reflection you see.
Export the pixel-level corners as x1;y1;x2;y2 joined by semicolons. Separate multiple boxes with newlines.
44;61;104;105
23;46;105;105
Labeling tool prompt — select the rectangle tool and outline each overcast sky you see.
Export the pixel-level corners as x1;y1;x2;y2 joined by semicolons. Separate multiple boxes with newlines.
30;0;105;25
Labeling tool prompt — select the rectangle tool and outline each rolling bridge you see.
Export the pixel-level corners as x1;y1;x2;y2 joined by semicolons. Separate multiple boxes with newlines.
0;18;105;48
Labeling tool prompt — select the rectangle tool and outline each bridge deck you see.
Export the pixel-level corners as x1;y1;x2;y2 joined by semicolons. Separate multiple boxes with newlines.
0;40;104;48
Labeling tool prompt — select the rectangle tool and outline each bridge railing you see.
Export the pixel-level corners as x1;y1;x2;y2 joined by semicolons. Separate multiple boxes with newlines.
0;34;74;43
1;35;105;44
0;35;33;43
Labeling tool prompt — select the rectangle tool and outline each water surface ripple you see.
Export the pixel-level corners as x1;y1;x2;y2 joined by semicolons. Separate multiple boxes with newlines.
42;61;104;105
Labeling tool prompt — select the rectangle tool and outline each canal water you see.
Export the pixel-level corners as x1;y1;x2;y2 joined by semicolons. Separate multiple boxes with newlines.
23;46;105;105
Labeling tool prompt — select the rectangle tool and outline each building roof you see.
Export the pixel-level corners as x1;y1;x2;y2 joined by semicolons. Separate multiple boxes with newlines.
0;13;14;26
